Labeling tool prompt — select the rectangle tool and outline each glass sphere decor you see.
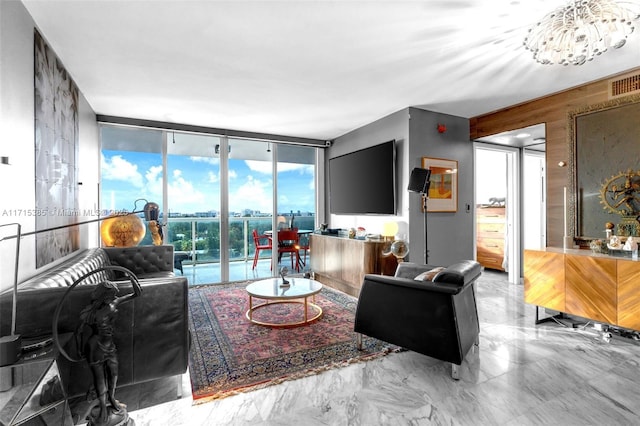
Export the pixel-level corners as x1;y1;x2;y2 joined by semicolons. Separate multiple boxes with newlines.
390;240;409;262
100;214;146;247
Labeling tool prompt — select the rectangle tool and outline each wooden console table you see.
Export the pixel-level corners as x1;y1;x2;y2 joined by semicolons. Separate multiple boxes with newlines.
524;248;640;330
309;234;397;297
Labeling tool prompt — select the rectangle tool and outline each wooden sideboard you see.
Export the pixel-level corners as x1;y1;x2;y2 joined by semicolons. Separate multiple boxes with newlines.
524;248;640;330
309;234;397;297
476;206;505;271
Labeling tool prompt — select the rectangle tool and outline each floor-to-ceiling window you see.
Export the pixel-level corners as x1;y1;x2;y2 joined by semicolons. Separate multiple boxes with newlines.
100;125;163;247
166;132;222;284
100;124;317;284
226;137;274;282
276;143;316;274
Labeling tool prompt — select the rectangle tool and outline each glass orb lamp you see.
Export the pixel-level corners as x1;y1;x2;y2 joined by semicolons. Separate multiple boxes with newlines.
100;214;146;247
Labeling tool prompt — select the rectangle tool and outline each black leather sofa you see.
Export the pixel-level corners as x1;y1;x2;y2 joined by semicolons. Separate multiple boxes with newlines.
354;260;482;379
0;245;189;398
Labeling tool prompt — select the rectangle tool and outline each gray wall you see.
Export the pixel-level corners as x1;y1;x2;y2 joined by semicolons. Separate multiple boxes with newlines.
0;1;99;292
408;107;474;266
325;106;474;266
327;109;411;238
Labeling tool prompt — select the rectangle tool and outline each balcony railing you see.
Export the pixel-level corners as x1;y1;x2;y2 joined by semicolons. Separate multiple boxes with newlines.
162;216;315;266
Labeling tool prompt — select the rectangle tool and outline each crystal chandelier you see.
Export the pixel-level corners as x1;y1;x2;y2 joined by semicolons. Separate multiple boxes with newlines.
524;0;640;65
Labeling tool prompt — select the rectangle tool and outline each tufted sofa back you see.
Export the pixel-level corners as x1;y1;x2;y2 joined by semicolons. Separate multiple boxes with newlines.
0;245;176;337
103;245;174;279
18;248;114;290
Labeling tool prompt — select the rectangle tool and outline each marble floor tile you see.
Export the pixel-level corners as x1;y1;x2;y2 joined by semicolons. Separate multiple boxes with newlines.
109;269;640;425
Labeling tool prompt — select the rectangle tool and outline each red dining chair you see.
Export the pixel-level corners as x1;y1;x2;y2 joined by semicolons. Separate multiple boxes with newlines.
297;233;310;267
252;229;272;270
276;228;300;272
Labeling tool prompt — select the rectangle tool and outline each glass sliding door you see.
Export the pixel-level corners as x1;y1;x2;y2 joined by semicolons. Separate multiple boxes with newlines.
276;144;316;273
166;132;222;284
226;138;274;281
101;123;319;284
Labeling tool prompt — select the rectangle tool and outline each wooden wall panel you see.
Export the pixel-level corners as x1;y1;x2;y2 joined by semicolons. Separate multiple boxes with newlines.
565;255;616;324
523;249;565;310
470;67;640;247
617;260;640;330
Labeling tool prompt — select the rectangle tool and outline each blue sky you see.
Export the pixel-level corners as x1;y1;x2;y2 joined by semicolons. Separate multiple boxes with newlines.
101;150;315;215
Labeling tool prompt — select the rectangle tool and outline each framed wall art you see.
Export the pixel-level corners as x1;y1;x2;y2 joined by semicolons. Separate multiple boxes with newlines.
421;157;458;212
34;30;80;267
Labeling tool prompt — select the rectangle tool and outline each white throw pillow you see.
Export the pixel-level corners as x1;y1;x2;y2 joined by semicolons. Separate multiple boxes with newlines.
414;267;445;282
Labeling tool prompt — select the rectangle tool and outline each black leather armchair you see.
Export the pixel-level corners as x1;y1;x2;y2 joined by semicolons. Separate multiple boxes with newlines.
354;260;482;379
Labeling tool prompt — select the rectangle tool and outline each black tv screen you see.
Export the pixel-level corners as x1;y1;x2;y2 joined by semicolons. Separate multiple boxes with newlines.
329;140;396;215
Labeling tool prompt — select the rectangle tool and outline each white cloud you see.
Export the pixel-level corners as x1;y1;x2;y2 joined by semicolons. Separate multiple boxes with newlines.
190;156;219;166
168;173;206;207
143;165;164;202
281;164;314;175
101;154;144;188
229;175;272;213
208;171;218;183
245;160;272;174
140;164;207;212
146;165;162;181
245;161;312;175
228;170;238;179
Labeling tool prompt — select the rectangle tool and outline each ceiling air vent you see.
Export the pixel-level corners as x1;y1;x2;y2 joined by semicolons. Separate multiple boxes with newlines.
609;72;640;99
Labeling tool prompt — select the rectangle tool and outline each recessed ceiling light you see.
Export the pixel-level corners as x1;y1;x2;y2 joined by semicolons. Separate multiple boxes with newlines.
515;133;530;138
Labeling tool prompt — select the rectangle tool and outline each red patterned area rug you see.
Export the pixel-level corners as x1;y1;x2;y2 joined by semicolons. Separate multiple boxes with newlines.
188;281;401;403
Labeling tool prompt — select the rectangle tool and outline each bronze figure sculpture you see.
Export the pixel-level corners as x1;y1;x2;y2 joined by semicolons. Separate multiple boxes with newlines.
54;266;142;426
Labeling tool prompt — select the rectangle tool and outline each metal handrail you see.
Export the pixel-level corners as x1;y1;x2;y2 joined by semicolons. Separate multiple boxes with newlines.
165;216;314;265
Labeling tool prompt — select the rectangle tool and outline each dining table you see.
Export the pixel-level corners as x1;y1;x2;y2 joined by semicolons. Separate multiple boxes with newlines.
264;229;313;271
264;229;313;237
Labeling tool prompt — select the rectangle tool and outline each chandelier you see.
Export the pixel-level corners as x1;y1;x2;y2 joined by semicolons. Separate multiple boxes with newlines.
524;0;640;65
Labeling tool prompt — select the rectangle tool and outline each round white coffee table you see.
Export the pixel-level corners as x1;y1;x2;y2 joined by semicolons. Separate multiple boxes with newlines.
245;277;323;328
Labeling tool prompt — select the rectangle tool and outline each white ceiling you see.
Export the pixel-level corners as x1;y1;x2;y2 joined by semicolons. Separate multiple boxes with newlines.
22;0;640;141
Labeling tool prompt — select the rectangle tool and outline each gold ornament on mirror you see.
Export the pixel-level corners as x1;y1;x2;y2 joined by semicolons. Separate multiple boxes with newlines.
599;169;640;216
600;170;640;237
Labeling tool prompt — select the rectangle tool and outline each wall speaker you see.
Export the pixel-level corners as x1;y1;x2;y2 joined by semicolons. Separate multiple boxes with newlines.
407;167;431;193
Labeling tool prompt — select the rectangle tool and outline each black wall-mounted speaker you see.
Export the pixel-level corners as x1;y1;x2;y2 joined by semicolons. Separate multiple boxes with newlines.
407;167;431;193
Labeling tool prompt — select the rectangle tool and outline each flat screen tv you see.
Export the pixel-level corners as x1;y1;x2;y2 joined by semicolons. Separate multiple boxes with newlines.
329;140;396;215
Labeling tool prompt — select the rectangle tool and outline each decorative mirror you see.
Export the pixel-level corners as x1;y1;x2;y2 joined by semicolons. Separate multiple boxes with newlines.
568;94;640;240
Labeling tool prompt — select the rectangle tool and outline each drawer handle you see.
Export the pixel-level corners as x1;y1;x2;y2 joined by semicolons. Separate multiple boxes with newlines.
487;244;499;248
